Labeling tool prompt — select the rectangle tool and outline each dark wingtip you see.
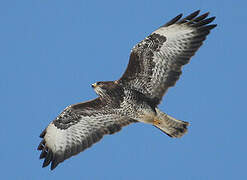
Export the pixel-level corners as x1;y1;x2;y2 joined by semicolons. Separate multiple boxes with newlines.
39;147;47;159
192;16;216;27
207;16;216;23
163;10;217;28
193;12;210;22
163;13;183;27
38;138;57;169
51;160;59;170
50;151;65;170
37;139;45;150
42;150;53;168
39;129;46;138
199;24;217;31
192;10;201;15
181;10;200;21
210;24;217;29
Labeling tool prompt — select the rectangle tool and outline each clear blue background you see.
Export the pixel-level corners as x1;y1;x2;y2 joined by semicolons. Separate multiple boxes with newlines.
1;0;245;179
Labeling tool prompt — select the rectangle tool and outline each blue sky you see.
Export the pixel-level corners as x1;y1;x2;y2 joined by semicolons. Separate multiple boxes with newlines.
1;0;246;179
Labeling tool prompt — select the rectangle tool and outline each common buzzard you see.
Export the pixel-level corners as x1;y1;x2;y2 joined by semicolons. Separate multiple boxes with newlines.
38;10;217;170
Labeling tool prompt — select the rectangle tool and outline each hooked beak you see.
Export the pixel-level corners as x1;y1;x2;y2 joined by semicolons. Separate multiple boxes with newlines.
91;83;97;88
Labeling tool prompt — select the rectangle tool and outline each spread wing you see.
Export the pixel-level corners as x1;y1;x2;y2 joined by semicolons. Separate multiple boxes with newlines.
119;10;217;105
37;98;135;170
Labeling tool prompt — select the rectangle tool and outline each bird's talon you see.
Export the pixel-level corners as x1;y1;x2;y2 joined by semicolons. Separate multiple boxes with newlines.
153;119;161;125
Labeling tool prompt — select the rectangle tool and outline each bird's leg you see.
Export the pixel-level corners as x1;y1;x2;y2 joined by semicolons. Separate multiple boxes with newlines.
153;118;161;126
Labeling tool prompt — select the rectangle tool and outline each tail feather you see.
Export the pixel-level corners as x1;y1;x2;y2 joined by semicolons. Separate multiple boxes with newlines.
154;108;189;138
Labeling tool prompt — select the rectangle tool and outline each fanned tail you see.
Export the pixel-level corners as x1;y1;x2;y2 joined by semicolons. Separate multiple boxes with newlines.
154;108;189;138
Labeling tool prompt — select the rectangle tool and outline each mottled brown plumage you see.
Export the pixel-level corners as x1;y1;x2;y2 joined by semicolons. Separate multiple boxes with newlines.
38;10;216;170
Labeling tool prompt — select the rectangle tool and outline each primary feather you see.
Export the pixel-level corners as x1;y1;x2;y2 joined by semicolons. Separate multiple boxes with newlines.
119;10;216;104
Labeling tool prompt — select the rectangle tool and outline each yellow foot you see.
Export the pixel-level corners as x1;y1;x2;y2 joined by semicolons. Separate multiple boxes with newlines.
153;118;161;126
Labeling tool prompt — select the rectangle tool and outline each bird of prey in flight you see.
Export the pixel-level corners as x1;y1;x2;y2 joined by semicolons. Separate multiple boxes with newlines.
38;10;217;170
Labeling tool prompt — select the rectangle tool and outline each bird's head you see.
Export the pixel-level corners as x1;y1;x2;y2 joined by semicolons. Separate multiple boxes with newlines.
92;81;122;99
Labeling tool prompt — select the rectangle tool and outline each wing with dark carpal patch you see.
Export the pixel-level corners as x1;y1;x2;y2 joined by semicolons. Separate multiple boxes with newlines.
37;98;135;170
119;10;217;104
